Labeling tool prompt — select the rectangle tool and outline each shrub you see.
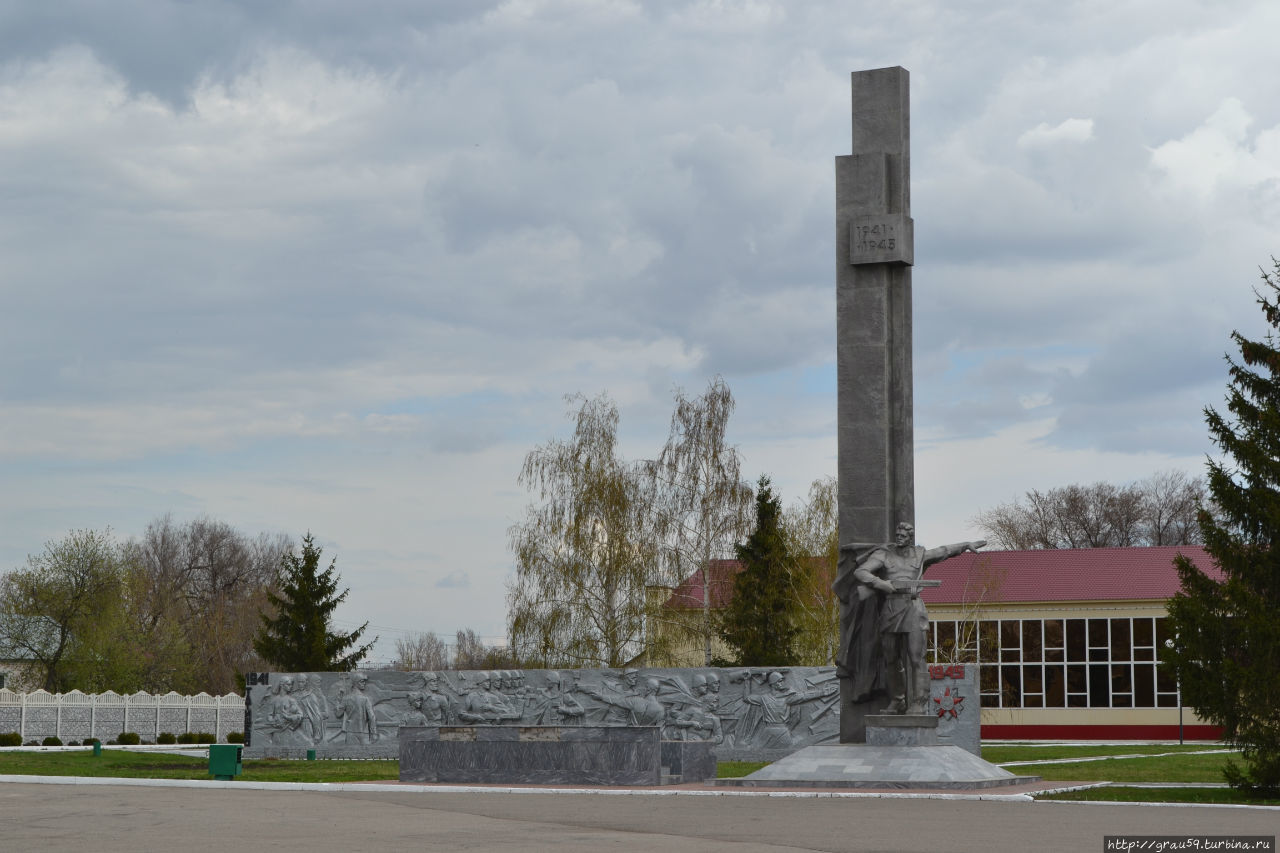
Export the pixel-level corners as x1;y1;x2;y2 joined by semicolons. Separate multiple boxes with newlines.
176;732;198;744
0;732;22;747
116;732;141;745
41;736;62;746
226;731;244;744
84;737;100;746
157;732;176;745
195;732;216;744
25;740;39;746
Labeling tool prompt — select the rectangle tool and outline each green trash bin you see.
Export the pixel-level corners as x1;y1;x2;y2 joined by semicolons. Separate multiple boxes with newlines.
208;743;243;781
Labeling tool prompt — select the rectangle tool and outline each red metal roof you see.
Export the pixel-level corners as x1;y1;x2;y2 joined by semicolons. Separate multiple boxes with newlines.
662;546;1220;609
918;545;1220;604
663;559;742;610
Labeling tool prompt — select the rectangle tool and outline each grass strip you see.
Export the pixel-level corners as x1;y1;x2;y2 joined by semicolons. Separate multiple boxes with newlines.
1;749;763;783
982;743;1228;763
1037;785;1280;806
716;761;769;779
1013;752;1234;783
0;749;399;783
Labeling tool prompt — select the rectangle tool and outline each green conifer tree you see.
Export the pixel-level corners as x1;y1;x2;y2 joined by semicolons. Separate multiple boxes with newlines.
253;533;374;672
717;476;800;666
1166;259;1280;794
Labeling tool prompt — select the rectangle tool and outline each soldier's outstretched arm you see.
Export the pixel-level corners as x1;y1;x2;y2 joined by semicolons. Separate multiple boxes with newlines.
922;540;987;566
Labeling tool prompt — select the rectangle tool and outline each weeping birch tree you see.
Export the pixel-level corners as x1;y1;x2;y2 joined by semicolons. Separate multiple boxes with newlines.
782;476;841;666
643;377;753;666
507;393;655;668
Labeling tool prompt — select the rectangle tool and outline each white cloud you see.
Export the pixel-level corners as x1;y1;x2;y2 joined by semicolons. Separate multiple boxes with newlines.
1017;117;1094;148
1150;97;1280;198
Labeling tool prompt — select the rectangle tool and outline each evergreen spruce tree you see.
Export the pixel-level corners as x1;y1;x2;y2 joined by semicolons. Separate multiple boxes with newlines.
253;533;375;672
717;476;801;666
1166;260;1280;794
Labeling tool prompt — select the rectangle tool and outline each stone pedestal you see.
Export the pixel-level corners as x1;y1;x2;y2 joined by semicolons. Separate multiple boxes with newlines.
719;744;1037;790
865;714;937;746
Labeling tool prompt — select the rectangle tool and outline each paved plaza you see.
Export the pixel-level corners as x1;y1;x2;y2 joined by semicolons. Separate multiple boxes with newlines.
1;778;1275;853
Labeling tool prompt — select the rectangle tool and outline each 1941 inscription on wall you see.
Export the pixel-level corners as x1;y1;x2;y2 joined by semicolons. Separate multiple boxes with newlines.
849;213;913;266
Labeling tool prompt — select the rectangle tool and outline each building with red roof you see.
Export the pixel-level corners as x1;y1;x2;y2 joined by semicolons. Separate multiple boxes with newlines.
662;546;1221;740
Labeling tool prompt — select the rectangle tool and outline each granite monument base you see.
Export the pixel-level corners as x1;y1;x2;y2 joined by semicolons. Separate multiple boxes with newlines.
865;713;937;746
719;743;1037;790
399;725;716;786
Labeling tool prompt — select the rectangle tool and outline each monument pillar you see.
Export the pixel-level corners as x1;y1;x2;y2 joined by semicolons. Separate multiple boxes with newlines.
836;67;914;743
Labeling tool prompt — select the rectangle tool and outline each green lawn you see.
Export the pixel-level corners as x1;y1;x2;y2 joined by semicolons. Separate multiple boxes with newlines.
716;761;769;778
0;749;760;783
1008;752;1236;784
982;743;1228;763
0;749;399;783
1039;786;1280;807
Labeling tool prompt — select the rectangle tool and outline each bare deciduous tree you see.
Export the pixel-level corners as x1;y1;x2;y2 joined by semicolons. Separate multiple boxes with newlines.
972;470;1206;550
643;377;754;666
393;631;450;671
1140;470;1206;545
125;516;290;694
452;628;516;670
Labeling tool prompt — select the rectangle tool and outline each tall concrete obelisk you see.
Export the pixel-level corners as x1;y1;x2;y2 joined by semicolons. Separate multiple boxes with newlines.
836;67;914;743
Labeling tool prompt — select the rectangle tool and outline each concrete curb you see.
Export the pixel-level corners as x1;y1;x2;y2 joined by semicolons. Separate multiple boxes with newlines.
0;774;1035;801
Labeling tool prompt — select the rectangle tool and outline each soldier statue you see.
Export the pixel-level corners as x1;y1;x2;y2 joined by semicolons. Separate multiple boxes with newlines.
834;522;985;715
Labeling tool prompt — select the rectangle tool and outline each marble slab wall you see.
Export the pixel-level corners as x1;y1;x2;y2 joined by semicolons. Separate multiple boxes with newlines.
399;726;715;785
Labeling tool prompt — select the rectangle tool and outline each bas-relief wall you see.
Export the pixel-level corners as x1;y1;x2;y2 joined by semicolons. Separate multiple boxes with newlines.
244;665;980;761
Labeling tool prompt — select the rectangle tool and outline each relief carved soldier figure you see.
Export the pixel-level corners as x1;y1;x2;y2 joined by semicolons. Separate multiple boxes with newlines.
834;522;984;715
401;692;429;727
457;672;522;724
580;676;664;726
294;674;326;745
527;671;585;725
305;674;328;742
734;670;836;749
267;676;307;745
682;673;723;742
418;673;453;725
335;673;379;744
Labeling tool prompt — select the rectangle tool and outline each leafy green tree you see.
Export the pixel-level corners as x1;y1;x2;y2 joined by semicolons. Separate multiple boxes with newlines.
717;476;801;666
0;528;197;694
1166;260;1280;794
253;533;374;672
0;529;124;692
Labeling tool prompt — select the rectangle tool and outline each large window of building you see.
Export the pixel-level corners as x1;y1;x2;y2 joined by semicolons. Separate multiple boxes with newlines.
930;617;1179;709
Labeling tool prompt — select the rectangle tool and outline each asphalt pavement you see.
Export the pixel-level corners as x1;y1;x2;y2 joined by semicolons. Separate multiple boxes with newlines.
1;776;1276;853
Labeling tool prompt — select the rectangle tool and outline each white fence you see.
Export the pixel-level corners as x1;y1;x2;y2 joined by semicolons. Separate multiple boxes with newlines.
0;689;245;743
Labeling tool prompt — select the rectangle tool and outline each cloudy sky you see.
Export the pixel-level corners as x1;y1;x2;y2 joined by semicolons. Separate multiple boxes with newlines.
3;0;1277;660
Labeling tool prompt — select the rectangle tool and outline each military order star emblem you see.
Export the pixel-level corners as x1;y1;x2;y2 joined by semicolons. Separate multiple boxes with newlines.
933;685;964;719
